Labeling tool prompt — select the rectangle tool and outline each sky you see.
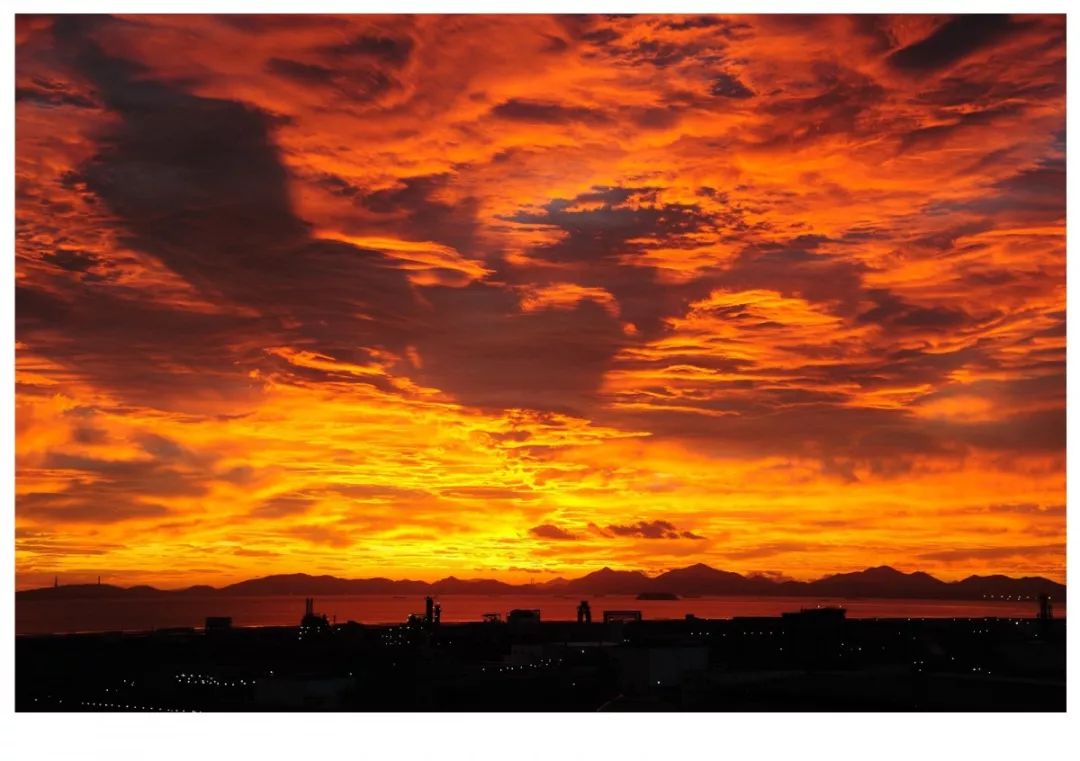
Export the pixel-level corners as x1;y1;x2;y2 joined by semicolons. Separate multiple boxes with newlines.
14;14;1066;589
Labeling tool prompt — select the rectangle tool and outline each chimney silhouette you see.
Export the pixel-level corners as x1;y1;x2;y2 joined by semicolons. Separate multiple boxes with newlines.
1038;593;1053;621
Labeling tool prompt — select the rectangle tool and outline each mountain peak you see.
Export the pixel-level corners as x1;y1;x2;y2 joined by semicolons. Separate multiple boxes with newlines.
586;566;643;577
685;562;716;571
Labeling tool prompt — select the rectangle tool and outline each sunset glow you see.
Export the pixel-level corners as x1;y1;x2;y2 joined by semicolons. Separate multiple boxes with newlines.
15;14;1065;589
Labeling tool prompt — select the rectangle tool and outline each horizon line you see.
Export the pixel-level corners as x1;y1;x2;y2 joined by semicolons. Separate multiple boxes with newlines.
16;562;1068;593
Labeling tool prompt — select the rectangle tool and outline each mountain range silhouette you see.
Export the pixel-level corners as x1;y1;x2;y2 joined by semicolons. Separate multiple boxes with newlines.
17;564;1064;601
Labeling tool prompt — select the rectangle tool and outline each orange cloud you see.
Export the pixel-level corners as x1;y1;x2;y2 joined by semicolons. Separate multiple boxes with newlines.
15;14;1065;588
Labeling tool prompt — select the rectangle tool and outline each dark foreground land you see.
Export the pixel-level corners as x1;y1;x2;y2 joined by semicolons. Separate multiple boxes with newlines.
17;605;1065;712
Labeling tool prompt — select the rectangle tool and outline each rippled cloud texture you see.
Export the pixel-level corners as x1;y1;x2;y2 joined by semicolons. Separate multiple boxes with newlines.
15;14;1065;587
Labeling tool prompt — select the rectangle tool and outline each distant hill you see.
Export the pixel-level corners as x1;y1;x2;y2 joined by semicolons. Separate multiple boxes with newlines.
221;573;429;596
651;563;772;595
950;574;1067;600
16;564;1066;602
802;565;948;599
430;576;521;595
560;567;652;595
17;583;155;601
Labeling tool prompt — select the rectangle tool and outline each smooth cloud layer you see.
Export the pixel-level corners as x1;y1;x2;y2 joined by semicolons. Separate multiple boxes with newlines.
15;14;1065;588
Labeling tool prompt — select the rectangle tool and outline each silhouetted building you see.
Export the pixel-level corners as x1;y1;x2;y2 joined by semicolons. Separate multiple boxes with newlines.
482;612;502;624
205;616;232;634
603;610;642;624
299;598;331;638
1038;593;1053;621
425;596;435;625
781;607;846;626
507;609;541;635
577;600;592;624
433;602;441;625
14;608;1068;712
604;610;642;641
508;609;541;623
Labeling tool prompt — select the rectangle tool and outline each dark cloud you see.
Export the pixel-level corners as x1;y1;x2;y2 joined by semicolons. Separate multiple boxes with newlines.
857;290;974;331
916;73;1064;109
710;72;754;99
18;490;172;524
318;34;414;66
17;278;276;408
948;408;1064;454
413;283;628;414
757;66;885;145
267;55;395;99
21;17;425;407
71;424;109;445
926;158;1064;228
887;15;1022;73
579;27;621;46
529;523;578;540
542;34;569;53
720;243;868;313
16;78;97;109
898;103;1026;153
356;173;480;255
661;16;732;32
848;15;897;54
504;185;717;275
42;248;99;273
251;495;316;519
491;98;611;125
214;15;341;34
605;520;699;540
632;106;681;130
288;524;353;548
266;57;337;85
991;158;1065;213
45;451;210;496
624;39;693;68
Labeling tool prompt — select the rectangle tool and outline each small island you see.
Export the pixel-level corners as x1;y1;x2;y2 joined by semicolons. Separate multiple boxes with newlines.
636;591;680;600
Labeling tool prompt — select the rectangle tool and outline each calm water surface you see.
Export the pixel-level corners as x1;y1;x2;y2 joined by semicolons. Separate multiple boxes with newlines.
15;594;1062;635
